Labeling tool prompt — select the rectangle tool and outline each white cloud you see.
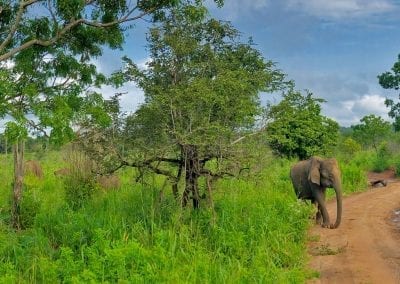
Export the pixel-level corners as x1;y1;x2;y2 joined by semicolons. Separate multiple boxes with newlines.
285;0;395;19
333;94;390;126
94;82;144;114
352;94;387;114
118;82;145;113
136;57;152;70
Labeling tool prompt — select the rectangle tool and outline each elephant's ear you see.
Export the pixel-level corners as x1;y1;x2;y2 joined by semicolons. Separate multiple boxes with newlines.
308;157;321;185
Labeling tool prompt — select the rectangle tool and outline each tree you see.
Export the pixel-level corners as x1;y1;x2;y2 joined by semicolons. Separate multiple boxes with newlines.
351;114;392;152
83;3;288;208
378;54;400;131
266;90;339;159
0;0;223;229
0;0;224;62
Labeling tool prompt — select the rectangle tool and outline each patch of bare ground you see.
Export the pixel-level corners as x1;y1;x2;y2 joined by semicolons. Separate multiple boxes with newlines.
307;170;400;283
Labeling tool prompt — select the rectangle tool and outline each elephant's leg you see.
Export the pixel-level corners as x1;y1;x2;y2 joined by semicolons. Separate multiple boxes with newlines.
315;202;323;225
313;187;331;228
312;200;322;224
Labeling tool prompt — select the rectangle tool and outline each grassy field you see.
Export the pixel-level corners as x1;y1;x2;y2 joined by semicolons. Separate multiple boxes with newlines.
0;151;370;283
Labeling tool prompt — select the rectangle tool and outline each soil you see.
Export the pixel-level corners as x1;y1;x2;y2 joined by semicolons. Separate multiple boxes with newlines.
308;169;400;284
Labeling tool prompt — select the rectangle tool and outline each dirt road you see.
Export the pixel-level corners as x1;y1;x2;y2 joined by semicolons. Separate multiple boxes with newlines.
308;172;400;284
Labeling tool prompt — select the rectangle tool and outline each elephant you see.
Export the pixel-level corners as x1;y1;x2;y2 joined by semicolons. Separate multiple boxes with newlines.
290;156;342;229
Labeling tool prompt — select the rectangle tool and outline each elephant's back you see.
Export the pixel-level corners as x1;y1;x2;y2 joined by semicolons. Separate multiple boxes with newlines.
290;160;309;179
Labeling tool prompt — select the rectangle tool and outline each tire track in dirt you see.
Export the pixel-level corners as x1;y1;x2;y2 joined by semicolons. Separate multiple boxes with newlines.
308;177;400;283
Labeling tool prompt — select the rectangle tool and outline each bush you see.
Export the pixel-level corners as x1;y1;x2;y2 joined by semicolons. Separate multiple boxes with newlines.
18;188;41;229
393;156;400;177
340;162;367;194
340;137;361;161
372;142;391;173
63;151;96;209
0;152;316;283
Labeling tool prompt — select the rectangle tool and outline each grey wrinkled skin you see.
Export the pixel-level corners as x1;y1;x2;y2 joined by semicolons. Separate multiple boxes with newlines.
290;156;343;229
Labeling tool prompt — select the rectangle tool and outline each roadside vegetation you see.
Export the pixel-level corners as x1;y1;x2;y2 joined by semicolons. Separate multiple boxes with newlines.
1;0;400;282
0;152;312;283
0;136;399;282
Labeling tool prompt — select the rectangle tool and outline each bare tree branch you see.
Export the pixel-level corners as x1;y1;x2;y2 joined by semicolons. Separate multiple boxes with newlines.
230;128;265;145
26;119;49;138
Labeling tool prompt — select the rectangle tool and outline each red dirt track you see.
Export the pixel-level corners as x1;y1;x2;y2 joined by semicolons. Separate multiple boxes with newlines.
308;170;400;283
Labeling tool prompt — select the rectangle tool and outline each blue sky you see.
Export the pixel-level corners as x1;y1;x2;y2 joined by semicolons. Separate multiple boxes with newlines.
99;0;400;127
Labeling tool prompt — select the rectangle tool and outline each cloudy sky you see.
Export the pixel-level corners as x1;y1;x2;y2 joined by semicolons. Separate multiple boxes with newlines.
101;0;400;127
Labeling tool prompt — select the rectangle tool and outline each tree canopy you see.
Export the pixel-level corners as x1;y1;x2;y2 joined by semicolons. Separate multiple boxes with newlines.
351;114;392;151
378;53;400;131
0;0;224;229
82;3;288;207
0;0;223;62
266;90;339;160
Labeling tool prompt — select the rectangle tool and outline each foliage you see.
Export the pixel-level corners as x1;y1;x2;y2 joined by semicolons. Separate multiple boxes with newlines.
371;142;392;172
351;114;392;151
1;0;225;229
0;152;314;283
0;0;223;62
338;154;369;194
378;53;400;131
82;3;289;207
0;0;225;143
266;90;339;159
394;158;400;177
63;150;96;209
339;137;361;161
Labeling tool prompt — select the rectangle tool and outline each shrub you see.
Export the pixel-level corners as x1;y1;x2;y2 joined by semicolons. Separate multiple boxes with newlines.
393;156;400;177
340;137;361;161
24;160;44;179
18;188;41;229
63;151;95;209
340;162;367;194
372;142;391;173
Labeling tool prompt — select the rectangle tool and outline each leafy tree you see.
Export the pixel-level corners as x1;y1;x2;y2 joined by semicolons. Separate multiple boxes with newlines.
378;54;400;131
0;0;224;62
342;137;361;155
266;90;339;159
82;3;288;208
0;0;223;229
351;114;392;152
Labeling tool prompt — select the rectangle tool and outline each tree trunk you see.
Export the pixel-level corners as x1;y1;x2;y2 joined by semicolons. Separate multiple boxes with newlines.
181;145;201;209
11;139;24;230
171;162;183;200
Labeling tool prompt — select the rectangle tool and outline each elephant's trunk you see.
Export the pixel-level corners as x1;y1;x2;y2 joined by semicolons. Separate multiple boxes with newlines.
330;181;342;229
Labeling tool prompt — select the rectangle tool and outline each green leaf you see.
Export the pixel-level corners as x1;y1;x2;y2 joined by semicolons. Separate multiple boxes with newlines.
4;121;28;143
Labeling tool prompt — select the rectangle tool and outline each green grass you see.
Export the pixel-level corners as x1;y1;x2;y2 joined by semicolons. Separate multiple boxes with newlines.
0;152;369;283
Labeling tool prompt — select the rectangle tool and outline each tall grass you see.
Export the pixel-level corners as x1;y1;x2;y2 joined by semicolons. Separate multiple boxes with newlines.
339;154;369;194
0;151;372;282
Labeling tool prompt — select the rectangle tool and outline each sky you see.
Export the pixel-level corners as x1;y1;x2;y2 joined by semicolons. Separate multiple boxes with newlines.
98;0;400;127
2;1;398;133
204;0;400;127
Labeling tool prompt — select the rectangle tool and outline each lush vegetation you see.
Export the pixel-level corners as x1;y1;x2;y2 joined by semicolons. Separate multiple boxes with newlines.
0;145;386;282
266;90;339;159
2;1;400;283
378;54;400;131
0;151;308;282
